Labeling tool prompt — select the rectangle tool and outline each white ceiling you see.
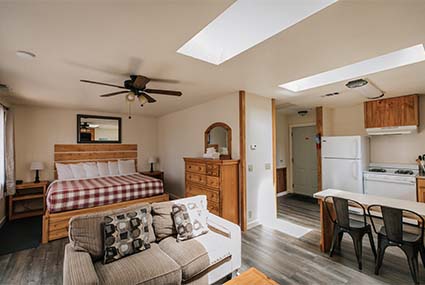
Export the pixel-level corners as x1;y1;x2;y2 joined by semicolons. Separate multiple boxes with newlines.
1;0;425;116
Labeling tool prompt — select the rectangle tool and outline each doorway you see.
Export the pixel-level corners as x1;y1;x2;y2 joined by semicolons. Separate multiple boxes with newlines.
291;125;317;196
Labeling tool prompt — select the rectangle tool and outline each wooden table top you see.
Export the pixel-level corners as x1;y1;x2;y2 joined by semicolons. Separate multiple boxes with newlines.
314;189;425;216
225;268;278;285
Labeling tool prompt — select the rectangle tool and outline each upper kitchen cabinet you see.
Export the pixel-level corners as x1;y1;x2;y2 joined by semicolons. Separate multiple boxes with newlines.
364;94;419;128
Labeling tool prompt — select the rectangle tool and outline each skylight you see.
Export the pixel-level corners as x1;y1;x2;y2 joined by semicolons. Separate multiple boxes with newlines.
279;44;425;92
177;0;338;65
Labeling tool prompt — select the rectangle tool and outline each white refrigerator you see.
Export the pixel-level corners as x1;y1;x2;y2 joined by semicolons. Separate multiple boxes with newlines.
321;136;369;193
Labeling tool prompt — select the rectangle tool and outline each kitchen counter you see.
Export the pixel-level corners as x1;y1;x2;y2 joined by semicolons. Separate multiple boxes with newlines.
416;175;425;180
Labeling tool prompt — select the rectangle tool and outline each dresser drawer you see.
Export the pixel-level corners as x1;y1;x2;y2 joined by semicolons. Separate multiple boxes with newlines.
208;201;220;215
186;163;206;174
206;164;220;176
206;176;220;189
186;184;219;203
186;173;206;185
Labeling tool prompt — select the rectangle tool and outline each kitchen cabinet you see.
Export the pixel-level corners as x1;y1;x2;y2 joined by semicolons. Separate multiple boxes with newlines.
417;177;425;202
364;95;419;128
276;167;286;193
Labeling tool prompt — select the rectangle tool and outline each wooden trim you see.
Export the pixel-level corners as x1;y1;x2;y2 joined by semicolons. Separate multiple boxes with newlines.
42;193;169;243
204;122;232;160
182;255;232;284
55;144;137;152
239;90;247;231
272;99;277;218
316;107;323;192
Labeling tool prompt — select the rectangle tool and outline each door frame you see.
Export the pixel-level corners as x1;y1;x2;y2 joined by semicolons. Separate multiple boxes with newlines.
289;123;316;194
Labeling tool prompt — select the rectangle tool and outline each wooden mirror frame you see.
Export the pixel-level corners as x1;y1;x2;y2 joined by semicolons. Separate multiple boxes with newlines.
204;122;232;160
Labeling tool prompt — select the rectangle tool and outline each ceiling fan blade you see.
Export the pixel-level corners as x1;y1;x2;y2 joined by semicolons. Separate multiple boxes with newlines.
141;93;157;103
132;75;150;89
144;88;182;96
80;79;127;89
100;91;129;97
149;78;180;84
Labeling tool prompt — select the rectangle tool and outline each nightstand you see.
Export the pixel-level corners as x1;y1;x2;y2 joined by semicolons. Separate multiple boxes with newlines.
9;181;49;220
140;171;164;182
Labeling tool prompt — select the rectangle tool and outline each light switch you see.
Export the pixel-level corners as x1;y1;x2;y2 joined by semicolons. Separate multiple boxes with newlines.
248;164;254;172
265;163;271;170
250;144;257;150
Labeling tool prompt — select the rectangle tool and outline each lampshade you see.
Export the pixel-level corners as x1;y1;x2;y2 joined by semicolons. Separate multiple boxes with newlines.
148;157;157;164
138;95;148;106
30;161;44;170
126;91;136;102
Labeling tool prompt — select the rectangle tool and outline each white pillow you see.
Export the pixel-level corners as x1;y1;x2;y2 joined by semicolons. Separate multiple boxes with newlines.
118;159;136;175
83;162;99;178
108;161;120;176
70;163;87;179
97;162;110;177
56;163;74;180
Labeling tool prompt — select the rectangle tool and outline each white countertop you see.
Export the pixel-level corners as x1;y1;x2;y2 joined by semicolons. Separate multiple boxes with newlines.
314;189;425;217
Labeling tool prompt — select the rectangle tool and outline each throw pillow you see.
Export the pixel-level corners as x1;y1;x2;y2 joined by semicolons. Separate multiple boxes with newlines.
108;161;120;176
103;207;151;264
97;162;110;177
172;196;209;241
70;163;87;179
118;159;136;175
83;162;99;178
56;163;74;180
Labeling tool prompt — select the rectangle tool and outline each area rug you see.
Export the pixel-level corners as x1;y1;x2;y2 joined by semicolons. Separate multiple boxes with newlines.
0;216;41;255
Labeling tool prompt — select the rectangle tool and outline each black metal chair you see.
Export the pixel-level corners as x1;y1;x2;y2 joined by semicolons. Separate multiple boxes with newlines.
324;196;377;270
367;205;425;285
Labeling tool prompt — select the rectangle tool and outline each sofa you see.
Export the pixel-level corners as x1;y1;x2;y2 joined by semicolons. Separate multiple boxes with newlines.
63;197;241;285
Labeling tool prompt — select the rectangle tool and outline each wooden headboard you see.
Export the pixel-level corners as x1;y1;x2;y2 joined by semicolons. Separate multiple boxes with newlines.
54;144;138;179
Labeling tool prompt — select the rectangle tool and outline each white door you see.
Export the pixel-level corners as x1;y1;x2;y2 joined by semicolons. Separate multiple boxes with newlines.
322;158;363;193
292;126;317;196
322;136;361;159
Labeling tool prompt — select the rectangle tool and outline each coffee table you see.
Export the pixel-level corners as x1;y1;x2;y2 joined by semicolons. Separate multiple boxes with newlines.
225;267;278;285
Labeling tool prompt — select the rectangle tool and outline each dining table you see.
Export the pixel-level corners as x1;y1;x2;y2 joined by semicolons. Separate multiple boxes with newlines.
313;189;425;252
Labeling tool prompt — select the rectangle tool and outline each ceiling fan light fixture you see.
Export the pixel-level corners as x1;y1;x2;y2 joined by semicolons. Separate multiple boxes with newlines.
138;95;148;106
126;91;136;102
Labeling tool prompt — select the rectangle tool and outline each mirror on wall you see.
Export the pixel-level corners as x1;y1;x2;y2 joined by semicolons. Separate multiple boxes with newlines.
77;114;121;143
204;122;232;159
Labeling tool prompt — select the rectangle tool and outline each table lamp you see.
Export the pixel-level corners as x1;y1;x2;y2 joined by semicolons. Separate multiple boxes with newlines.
148;157;157;172
30;161;44;183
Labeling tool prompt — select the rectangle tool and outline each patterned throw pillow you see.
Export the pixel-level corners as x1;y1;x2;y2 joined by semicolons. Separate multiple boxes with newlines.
103;207;151;264
172;196;209;241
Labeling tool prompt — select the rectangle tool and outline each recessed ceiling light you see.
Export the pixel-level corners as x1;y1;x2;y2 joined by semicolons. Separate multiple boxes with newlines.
279;44;425;92
177;0;338;65
16;50;36;59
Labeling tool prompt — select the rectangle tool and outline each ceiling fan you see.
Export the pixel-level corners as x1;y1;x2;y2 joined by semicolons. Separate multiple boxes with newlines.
80;75;182;107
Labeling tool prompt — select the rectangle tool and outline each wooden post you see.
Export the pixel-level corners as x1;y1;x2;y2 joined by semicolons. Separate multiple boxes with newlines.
319;199;334;252
239;90;247;231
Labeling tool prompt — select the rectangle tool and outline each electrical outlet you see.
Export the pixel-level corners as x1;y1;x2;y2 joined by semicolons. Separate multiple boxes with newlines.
248;164;254;172
248;211;252;219
250;144;257;150
265;163;271;170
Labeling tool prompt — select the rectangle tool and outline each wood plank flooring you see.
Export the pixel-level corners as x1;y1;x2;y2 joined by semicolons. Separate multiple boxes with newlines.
0;194;421;284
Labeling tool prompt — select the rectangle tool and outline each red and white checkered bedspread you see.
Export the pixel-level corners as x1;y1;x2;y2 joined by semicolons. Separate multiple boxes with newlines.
46;173;164;213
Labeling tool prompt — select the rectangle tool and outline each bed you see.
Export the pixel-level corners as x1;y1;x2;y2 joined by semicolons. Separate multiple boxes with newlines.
42;144;169;243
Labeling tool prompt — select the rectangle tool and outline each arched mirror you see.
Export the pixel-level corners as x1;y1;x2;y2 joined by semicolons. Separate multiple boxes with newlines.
204;122;232;159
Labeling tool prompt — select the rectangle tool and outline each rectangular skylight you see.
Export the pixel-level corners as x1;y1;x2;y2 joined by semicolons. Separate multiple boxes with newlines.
279;44;425;92
177;0;338;65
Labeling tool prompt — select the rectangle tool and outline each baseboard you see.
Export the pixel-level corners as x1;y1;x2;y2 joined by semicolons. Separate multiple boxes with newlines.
247;219;261;230
276;191;288;197
0;216;6;229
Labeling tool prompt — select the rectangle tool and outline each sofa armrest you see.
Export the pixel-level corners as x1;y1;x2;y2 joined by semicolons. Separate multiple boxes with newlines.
207;213;241;271
63;244;100;285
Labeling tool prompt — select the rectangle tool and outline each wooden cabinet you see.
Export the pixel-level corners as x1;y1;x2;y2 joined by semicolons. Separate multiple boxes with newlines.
184;157;239;224
417;178;425;202
9;181;48;220
364;95;419;128
276;167;287;193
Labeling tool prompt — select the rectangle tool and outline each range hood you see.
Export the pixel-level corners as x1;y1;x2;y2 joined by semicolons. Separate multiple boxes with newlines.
366;125;417;136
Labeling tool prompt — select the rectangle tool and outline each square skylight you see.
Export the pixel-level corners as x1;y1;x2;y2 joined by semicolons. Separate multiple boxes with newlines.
279;44;425;92
177;0;338;65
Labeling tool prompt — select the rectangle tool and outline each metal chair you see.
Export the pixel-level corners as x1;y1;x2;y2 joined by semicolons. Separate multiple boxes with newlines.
367;205;425;285
324;196;377;270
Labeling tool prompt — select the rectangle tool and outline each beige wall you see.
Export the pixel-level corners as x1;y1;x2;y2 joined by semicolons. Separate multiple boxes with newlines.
158;94;240;199
324;95;425;164
14;105;158;182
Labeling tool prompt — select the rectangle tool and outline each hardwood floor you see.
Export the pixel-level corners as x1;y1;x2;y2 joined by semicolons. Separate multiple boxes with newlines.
0;194;421;284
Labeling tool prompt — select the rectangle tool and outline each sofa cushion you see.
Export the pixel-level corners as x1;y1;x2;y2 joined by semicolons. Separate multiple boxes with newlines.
159;236;209;281
94;243;181;285
151;201;177;241
103;206;151;264
69;203;156;261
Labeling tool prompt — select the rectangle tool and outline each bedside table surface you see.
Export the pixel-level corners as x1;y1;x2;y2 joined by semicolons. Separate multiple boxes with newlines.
16;181;49;189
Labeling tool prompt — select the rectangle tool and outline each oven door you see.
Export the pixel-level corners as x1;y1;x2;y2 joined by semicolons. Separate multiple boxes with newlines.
363;173;417;201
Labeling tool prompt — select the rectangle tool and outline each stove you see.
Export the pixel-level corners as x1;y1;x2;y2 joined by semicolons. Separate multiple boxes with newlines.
363;163;418;201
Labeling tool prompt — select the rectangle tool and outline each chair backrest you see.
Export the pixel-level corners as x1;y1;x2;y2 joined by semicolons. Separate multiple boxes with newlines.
324;196;366;229
368;204;425;244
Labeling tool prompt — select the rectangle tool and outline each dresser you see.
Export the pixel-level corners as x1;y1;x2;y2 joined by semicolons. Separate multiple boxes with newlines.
184;157;240;224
